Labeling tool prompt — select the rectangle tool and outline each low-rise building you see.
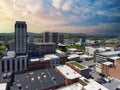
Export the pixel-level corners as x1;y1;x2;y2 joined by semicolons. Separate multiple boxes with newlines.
66;61;89;78
57;76;109;90
83;78;109;90
102;56;120;80
9;68;65;90
85;46;114;56
28;43;56;56
56;82;83;90
55;65;81;84
44;54;60;67
28;54;68;70
68;54;80;61
95;51;120;73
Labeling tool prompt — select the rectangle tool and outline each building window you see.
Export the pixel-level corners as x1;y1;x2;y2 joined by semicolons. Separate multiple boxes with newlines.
2;61;4;72
12;60;15;71
22;59;25;69
17;60;20;71
7;60;10;71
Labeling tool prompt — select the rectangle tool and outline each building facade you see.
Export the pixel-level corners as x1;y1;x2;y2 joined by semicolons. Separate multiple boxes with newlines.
43;32;64;44
0;51;28;74
28;43;56;56
95;51;120;73
15;21;27;55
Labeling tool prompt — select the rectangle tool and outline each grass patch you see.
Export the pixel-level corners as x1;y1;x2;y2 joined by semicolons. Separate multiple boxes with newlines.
70;61;85;69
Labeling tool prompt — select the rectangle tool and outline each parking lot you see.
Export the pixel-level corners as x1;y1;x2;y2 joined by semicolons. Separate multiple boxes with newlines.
103;78;120;90
79;60;120;90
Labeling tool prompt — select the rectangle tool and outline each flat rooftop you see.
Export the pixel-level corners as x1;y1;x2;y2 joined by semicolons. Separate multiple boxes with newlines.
2;51;15;59
84;79;109;90
103;61;113;65
100;51;120;56
68;54;79;59
69;61;86;69
0;83;7;90
109;56;120;60
34;43;55;45
44;54;59;59
56;82;83;90
56;65;81;79
10;68;64;90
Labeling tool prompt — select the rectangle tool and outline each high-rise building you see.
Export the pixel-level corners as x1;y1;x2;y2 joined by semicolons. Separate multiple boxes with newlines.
15;21;27;55
51;32;59;44
44;32;50;43
43;32;63;44
58;34;64;44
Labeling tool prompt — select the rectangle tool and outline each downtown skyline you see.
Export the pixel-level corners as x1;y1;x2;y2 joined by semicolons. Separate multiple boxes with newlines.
0;0;120;35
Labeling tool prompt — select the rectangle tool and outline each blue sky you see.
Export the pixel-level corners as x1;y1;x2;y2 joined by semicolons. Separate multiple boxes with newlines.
0;0;120;35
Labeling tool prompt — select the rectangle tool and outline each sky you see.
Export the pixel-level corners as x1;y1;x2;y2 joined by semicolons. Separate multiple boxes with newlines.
0;0;120;35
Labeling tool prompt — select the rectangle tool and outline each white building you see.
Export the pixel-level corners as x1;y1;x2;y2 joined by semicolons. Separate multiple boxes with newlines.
44;54;60;67
68;54;80;61
0;51;28;74
95;51;120;73
56;65;81;80
85;46;114;56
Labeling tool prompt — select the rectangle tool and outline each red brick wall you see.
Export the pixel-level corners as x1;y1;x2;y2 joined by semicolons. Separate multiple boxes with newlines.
66;62;81;74
28;60;50;70
60;57;68;64
109;60;120;80
55;67;79;85
102;64;109;76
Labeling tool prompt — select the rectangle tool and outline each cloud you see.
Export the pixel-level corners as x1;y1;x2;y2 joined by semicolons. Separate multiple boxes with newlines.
51;0;64;9
61;0;73;11
0;0;120;35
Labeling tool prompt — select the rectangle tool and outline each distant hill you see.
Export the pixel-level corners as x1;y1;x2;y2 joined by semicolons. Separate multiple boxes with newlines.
0;32;118;39
0;32;43;37
0;33;14;36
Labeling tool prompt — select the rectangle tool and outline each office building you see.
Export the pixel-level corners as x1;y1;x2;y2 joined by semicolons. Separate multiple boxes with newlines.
43;32;50;43
51;32;59;44
102;56;120;79
95;51;120;73
58;34;64;44
15;21;27;55
28;43;56;56
0;51;28;74
43;32;64;44
28;53;67;70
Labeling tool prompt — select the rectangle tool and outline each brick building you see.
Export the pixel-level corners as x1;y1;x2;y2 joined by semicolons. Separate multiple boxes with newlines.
55;65;81;85
66;61;89;78
102;57;120;80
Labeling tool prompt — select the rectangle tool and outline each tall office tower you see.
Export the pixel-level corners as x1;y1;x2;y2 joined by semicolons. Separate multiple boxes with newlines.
44;32;50;43
51;32;59;44
58;34;64;44
15;21;27;55
43;32;59;44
